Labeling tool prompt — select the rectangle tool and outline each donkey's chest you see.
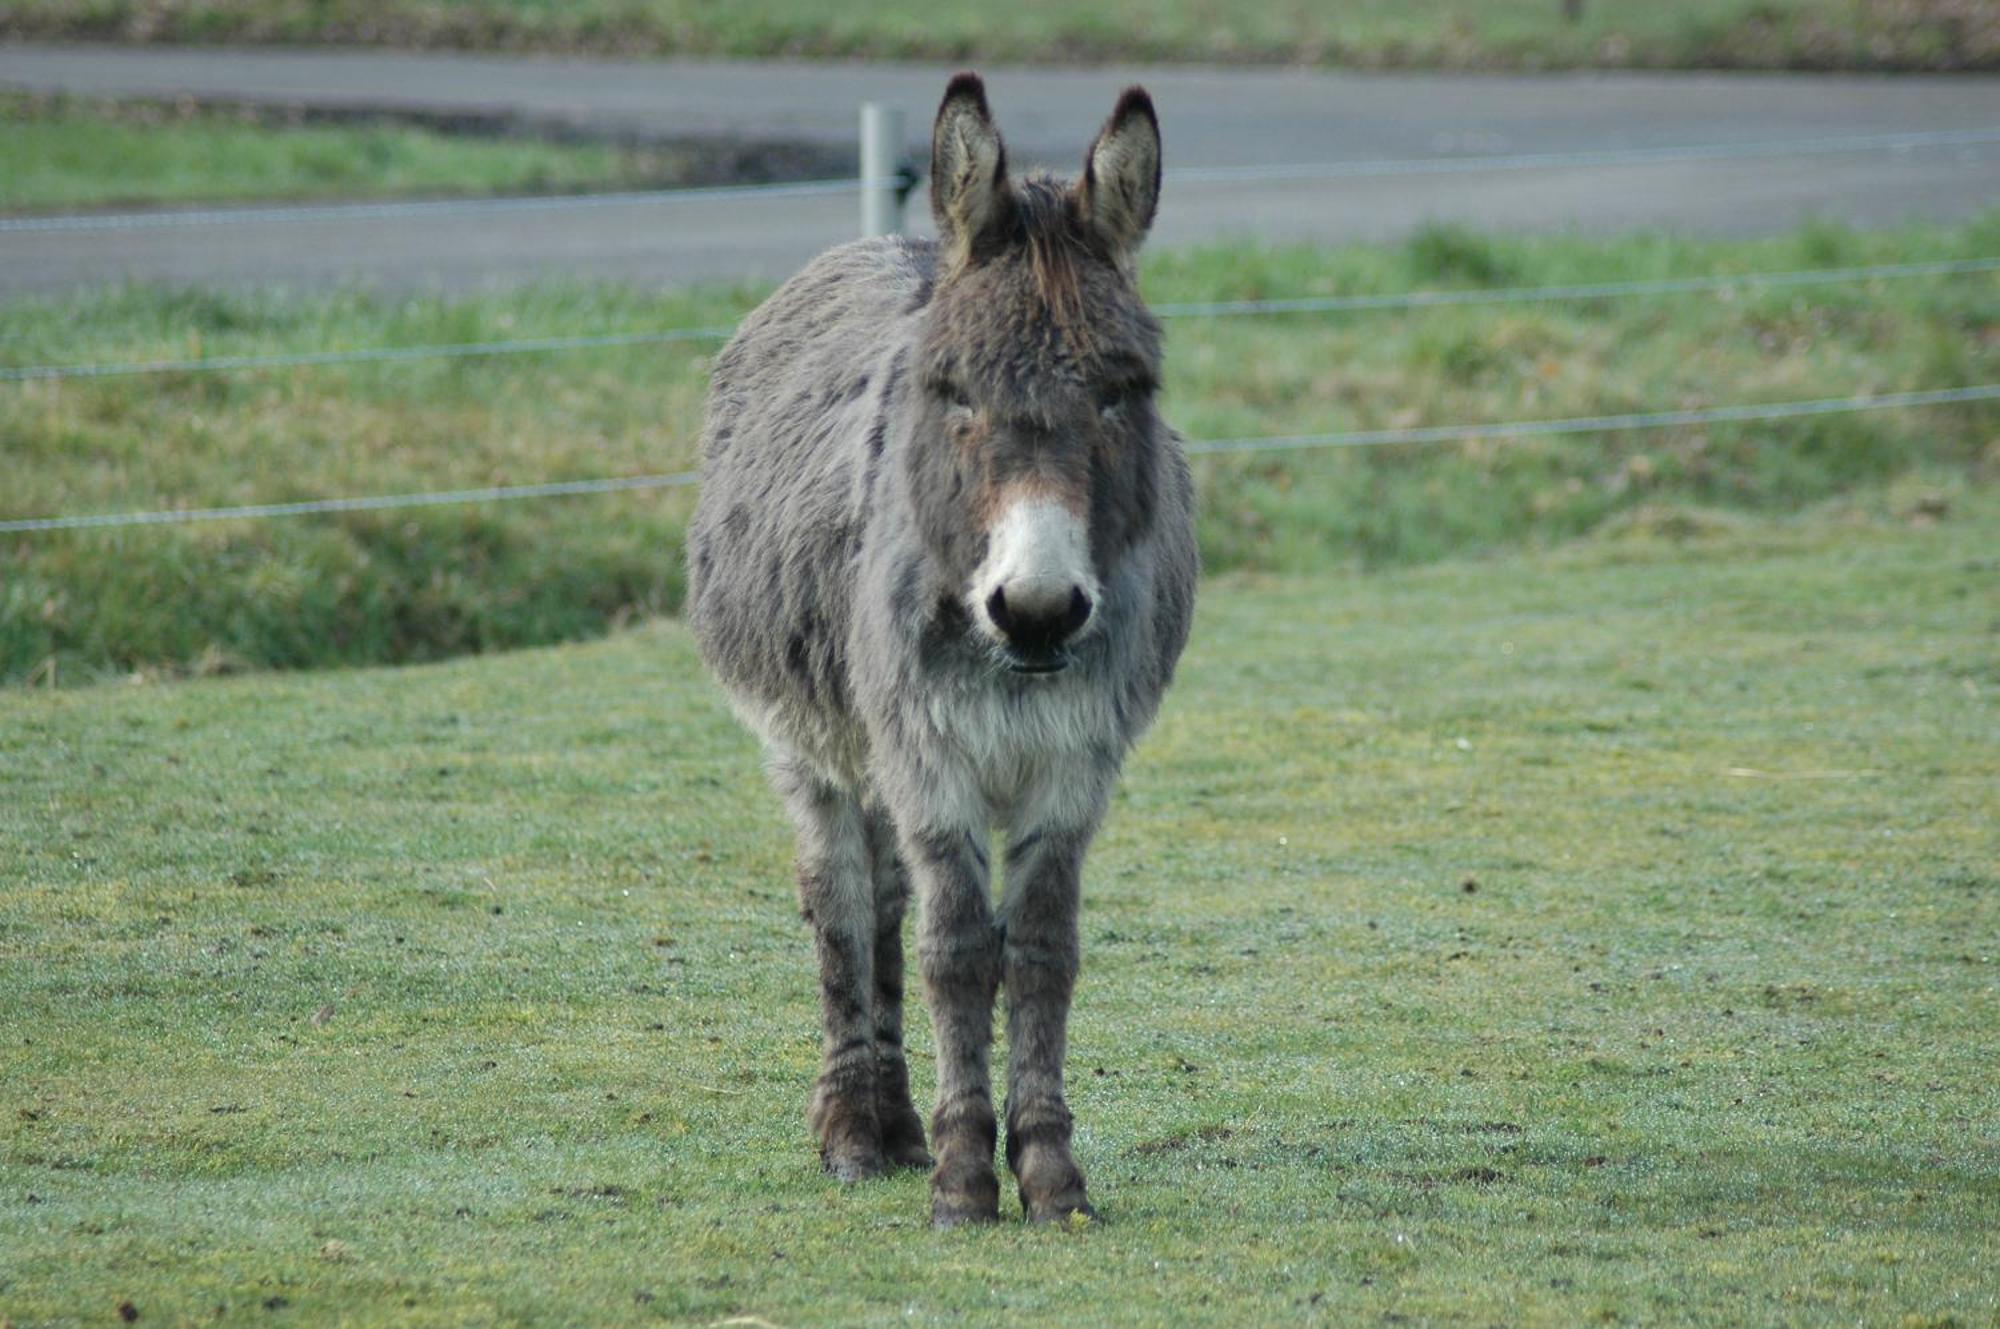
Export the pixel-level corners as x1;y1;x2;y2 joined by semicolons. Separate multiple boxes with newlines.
910;670;1125;806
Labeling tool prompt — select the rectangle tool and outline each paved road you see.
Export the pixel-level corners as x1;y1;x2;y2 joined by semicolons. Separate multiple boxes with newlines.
3;44;1998;295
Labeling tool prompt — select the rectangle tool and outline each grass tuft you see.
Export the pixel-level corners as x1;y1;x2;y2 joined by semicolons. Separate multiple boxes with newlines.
1404;223;1521;288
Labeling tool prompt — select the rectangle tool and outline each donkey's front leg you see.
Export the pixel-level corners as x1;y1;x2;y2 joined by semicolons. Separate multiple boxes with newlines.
777;758;885;1183
1001;822;1097;1223
863;807;932;1170
907;821;1003;1227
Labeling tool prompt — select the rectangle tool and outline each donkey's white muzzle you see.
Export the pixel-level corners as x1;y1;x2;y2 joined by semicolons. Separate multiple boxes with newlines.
972;497;1100;670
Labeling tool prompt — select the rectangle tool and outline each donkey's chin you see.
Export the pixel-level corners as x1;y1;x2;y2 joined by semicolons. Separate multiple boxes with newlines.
1003;651;1074;677
982;640;1076;677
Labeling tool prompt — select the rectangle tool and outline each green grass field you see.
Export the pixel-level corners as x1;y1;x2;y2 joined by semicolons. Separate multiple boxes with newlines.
2;489;1995;1324
0;95;715;214
5;217;1998;686
3;0;1992;70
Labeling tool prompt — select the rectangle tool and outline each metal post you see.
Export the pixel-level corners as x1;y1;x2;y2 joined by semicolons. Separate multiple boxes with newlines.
860;103;906;238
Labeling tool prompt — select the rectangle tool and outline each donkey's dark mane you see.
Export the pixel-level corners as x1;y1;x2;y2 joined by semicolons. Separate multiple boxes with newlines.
977;175;1104;335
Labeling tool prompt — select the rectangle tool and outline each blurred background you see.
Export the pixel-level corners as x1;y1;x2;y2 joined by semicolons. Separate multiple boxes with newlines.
2;0;1996;683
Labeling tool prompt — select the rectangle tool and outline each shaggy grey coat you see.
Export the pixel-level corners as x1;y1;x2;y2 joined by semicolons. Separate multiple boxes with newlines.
686;73;1195;1227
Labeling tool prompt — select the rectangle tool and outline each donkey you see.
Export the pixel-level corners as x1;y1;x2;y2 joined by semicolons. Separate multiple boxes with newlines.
686;73;1196;1228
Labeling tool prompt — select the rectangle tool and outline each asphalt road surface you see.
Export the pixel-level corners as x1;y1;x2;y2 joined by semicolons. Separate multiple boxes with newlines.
3;45;1997;296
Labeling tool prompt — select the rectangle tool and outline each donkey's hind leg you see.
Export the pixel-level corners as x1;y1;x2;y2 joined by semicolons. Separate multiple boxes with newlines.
776;755;886;1183
864;807;933;1169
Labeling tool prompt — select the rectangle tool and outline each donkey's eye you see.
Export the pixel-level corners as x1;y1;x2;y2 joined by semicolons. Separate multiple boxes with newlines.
1097;387;1136;420
938;382;974;413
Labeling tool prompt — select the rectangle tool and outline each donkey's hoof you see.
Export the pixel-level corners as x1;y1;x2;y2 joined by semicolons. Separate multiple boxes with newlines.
811;1077;886;1183
1010;1129;1092;1224
881;1111;934;1170
1025;1193;1098;1226
821;1142;888;1184
931;1196;1002;1230
930;1162;1001;1228
888;1140;936;1171
823;1153;887;1184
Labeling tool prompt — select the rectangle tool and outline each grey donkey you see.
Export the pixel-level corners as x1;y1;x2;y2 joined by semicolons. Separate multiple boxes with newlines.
686;72;1196;1228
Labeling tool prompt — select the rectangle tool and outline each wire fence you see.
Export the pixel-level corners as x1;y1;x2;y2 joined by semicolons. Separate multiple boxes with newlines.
1180;383;2000;458
0;324;739;383
1168;125;2000;185
6;256;1995;384
6;383;1995;535
4;117;1996;536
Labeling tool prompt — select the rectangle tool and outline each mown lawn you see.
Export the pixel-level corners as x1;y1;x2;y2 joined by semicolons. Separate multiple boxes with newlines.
3;0;1992;70
1;490;1995;1325
5;217;1998;686
0;95;724;214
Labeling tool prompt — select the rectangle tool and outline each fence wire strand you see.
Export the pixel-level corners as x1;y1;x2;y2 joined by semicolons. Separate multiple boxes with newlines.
1181;383;2000;458
0;472;704;533
1152;256;2000;319
1168;125;2000;185
0;325;738;382
6;256;1994;384
6;383;1994;534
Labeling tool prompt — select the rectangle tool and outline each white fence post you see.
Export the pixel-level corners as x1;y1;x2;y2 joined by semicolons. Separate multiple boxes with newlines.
859;103;907;238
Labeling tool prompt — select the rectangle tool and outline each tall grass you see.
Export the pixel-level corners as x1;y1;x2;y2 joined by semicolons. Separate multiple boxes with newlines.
0;95;690;214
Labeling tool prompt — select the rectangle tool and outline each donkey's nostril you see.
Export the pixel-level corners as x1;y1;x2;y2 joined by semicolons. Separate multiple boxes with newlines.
986;586;1014;634
1062;587;1092;637
987;580;1092;657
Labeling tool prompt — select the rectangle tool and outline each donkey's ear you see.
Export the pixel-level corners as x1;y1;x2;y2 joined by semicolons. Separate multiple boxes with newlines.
1079;87;1162;258
931;72;1012;257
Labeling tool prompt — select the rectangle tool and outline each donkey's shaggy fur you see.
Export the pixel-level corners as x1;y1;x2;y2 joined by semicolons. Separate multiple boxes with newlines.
686;73;1196;1227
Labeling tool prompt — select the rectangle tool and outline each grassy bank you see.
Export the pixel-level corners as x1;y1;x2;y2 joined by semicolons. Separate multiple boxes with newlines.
2;496;1995;1324
0;94;743;214
4;217;1998;684
2;0;1994;71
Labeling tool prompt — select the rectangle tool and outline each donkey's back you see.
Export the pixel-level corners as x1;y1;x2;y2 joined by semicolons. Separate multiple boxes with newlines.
686;236;933;771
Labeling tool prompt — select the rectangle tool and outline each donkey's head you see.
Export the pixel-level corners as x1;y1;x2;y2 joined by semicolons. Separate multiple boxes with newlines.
908;73;1166;676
